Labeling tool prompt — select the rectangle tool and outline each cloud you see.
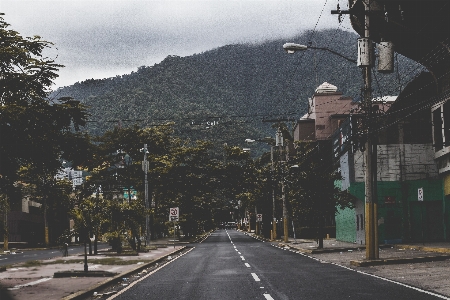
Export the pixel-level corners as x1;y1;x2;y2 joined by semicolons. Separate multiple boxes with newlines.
1;0;349;88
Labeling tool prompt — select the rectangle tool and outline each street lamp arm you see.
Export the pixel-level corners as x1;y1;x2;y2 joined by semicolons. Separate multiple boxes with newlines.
308;46;357;64
283;43;356;64
245;137;274;145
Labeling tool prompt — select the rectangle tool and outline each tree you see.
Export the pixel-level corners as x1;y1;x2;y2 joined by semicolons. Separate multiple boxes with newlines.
0;14;89;246
287;141;356;248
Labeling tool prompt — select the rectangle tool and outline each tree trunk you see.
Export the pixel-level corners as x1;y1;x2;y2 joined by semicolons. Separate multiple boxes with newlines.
94;231;98;255
88;232;92;255
318;218;324;249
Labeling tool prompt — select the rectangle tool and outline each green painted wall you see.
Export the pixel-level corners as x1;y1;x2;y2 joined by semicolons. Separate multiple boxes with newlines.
336;178;445;243
335;206;356;242
335;182;365;243
406;179;444;241
376;181;404;243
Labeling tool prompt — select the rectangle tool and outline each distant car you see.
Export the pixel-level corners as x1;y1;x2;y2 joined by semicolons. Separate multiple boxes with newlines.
226;222;236;229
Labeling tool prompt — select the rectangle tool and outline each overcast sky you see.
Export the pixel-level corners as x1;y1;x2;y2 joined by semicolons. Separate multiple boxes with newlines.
2;0;351;89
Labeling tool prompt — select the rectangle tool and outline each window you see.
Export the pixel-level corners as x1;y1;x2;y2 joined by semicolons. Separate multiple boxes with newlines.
356;214;359;231
360;214;364;230
444;101;450;146
433;107;443;151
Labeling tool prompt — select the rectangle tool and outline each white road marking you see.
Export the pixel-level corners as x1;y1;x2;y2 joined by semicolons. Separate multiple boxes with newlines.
285;245;450;300
238;252;241;255
264;294;274;300
245;263;250;268
251;273;260;281
7;277;52;290
240;256;245;261
107;247;195;300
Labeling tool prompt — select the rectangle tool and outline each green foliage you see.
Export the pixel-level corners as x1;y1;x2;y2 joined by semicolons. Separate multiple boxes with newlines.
52;29;421;159
287;142;355;220
0;14;89;204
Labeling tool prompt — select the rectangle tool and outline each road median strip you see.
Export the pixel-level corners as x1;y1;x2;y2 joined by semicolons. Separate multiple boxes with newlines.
61;246;186;300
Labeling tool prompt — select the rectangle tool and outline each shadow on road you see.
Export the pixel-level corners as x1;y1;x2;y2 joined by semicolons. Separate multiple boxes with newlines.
0;282;15;300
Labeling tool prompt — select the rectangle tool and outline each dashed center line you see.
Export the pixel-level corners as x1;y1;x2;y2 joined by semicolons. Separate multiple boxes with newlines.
229;230;273;300
251;273;260;282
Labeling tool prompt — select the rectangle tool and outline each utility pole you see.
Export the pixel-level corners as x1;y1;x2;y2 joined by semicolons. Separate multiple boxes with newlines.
141;144;150;247
255;206;259;235
331;0;378;259
360;1;378;260
262;120;289;241
271;146;277;240
3;199;8;251
276;128;289;243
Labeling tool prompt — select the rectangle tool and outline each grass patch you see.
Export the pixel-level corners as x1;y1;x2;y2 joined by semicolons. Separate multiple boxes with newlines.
21;260;42;267
42;258;152;266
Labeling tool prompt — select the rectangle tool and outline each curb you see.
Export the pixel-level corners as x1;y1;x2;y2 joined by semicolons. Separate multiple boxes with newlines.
395;244;450;254
278;242;365;254
350;254;450;267
54;270;118;278
61;246;187;300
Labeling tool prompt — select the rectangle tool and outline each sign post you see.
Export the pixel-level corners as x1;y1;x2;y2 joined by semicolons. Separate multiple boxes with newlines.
169;207;179;248
256;214;262;222
256;214;262;236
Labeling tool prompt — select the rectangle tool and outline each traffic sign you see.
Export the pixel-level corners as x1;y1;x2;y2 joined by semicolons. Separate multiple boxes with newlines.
256;214;262;222
418;187;423;201
169;207;179;221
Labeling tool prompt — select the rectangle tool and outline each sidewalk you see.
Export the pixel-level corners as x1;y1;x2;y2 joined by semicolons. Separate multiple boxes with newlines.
0;237;191;300
274;237;450;265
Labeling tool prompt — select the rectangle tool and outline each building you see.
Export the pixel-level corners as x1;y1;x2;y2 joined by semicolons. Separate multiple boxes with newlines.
292;82;358;237
334;72;442;243
55;164;84;188
293;82;358;142
334;0;450;243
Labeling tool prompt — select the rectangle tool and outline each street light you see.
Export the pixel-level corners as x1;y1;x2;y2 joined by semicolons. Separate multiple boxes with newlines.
282;43;357;64
245;137;280;241
140;144;150;247
284;25;378;258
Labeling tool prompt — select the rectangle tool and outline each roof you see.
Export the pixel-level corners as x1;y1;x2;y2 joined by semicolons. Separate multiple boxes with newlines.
315;82;338;94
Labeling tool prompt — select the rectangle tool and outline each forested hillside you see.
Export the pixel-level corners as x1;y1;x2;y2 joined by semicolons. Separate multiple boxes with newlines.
51;29;422;155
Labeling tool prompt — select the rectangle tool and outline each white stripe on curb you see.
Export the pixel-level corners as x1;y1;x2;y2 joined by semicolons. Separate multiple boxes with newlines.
8;277;52;290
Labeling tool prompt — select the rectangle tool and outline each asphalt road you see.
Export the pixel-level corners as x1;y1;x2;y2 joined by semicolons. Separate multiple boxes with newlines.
0;243;110;266
109;230;441;300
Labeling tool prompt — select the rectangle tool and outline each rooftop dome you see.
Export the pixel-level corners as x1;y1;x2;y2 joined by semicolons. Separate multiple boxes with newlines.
315;82;338;94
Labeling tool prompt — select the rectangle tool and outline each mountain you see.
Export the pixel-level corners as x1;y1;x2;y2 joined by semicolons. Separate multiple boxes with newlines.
51;29;422;155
